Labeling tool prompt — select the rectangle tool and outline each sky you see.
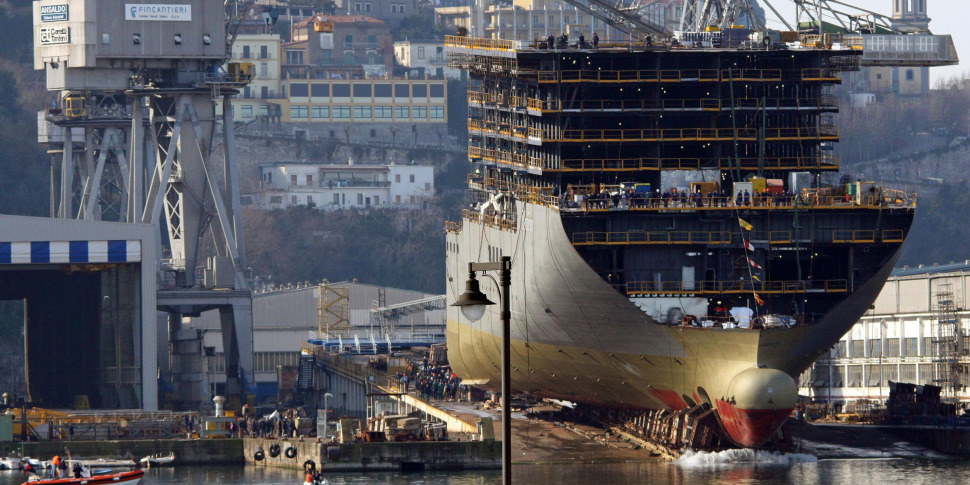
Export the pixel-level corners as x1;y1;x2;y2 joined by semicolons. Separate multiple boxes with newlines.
758;0;966;86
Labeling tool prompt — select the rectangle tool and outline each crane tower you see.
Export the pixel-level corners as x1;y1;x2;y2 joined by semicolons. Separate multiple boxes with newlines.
34;0;254;409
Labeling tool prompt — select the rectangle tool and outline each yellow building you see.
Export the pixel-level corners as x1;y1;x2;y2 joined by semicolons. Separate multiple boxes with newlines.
225;33;284;121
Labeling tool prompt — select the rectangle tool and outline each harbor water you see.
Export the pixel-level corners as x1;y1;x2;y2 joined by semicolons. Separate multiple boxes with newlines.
0;455;966;484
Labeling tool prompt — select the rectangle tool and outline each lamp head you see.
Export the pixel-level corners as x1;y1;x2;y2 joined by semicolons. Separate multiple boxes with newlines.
451;272;495;321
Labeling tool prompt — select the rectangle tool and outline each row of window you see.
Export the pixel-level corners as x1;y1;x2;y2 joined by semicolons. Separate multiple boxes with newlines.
831;336;970;358
354;2;407;13
289;105;444;120
288;82;445;100
269;194;418;206
803;363;951;388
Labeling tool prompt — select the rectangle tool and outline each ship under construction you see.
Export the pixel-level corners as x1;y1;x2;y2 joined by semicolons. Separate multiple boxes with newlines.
444;30;922;448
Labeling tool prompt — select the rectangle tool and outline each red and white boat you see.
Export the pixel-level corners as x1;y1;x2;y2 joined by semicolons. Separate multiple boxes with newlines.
20;469;144;485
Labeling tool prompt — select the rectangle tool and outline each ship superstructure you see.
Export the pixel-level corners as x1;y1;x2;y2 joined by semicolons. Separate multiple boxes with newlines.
445;33;916;447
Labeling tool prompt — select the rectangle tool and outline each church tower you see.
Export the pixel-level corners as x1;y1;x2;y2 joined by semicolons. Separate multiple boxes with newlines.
892;0;930;32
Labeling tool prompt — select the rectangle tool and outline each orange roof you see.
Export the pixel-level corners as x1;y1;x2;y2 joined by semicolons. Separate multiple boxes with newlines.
295;15;387;26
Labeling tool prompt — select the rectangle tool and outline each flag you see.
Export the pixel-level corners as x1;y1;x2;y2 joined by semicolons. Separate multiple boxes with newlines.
747;257;763;270
751;274;761;282
738;218;753;231
754;293;765;306
744;239;756;252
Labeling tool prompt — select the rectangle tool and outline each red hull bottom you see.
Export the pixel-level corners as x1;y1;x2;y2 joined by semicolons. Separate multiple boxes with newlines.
21;469;144;485
715;399;792;447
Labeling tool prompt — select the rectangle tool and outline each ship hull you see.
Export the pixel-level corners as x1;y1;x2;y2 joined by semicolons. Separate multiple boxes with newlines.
446;203;902;447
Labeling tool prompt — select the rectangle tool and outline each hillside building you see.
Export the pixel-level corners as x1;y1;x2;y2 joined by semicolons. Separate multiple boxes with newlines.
255;161;435;210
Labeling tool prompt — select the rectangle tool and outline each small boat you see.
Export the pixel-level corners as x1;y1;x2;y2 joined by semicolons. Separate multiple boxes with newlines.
139;452;175;467
0;457;21;470
21;469;144;485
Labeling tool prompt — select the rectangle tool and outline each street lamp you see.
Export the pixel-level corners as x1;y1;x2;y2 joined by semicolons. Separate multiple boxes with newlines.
450;255;511;485
322;392;334;441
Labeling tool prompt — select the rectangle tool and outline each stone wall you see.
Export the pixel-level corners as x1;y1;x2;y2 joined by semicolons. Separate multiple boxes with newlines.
243;437;500;471
19;439;244;465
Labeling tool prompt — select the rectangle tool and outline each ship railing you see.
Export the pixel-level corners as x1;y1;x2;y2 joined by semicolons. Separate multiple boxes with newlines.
623;279;849;294
563;191;917;212
445;35;516;52
556;155;838;171
527;98;561;111
445;220;462;234
832;230;876;243
801;68;843;81
882;229;905;242
527;68;783;84
462;209;517;232
572;230;732;245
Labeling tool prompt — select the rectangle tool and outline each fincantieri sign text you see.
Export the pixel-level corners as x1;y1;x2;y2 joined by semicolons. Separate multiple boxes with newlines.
125;4;192;21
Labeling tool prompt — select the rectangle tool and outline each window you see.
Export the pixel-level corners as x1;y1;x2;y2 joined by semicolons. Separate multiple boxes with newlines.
286;50;304;65
410;195;415;203
242;45;251;59
412;84;428;98
333;194;340;205
353;106;372;119
417;47;425;59
905;338;918;356
374;195;379;205
413;106;427;118
365;2;372;12
311;84;330;98
332;106;351;119
905;69;915;81
866;364;881;386
260;45;269;59
869;339;882;357
394;106;409;119
260;62;268;77
425;182;431;191
429;106;444;119
919;363;935;385
333;84;351;97
396;195;401;203
367;51;377;64
368;34;377;45
391;5;397;13
270;195;283;204
290;175;297;186
395;174;401;183
345;34;354;45
353;84;372;97
307;195;314;205
311;106;330;119
289;105;308;119
831;366;844;387
395;84;410;98
850;339;864;357
344;51;355;64
374;84;392;97
900;364;916;383
370;129;376;137
430;84;444;98
240;105;253;118
374;106;392;118
885;338;900;356
290;83;309;97
259;105;269;116
409;174;415;183
357;193;363;205
831;340;846;358
306;174;313;185
355;2;361;12
399;4;405;13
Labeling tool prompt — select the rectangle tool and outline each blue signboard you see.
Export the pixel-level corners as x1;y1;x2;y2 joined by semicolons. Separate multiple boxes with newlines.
40;4;69;22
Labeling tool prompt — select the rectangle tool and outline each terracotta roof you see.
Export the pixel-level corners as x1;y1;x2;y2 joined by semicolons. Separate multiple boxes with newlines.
294;15;387;26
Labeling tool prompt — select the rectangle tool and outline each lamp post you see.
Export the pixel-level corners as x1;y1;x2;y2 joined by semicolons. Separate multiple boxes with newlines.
451;255;511;485
323;392;334;441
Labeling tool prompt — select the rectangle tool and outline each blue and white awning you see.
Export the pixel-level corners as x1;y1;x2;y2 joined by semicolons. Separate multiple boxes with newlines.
0;240;141;264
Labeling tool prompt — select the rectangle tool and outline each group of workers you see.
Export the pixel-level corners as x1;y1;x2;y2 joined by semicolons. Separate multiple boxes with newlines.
19;454;92;480
578;187;802;210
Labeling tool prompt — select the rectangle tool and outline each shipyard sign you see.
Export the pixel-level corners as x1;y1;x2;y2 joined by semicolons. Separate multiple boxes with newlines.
39;26;70;44
125;4;191;21
40;4;69;22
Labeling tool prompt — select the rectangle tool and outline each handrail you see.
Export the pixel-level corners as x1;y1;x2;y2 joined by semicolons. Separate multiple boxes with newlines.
445;35;515;51
623;279;849;294
572;230;732;245
556;154;838;171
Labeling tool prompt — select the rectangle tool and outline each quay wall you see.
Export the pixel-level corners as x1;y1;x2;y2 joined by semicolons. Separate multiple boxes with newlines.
243;438;501;471
18;439;244;465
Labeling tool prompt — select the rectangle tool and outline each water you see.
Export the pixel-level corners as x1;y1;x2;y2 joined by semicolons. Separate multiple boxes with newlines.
0;457;965;485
